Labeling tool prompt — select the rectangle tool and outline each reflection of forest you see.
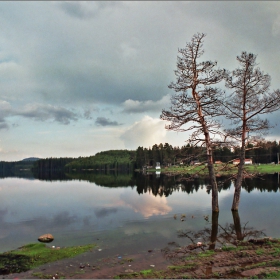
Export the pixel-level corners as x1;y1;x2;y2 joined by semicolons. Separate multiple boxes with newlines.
2;170;280;194
66;171;136;187
0;169;34;179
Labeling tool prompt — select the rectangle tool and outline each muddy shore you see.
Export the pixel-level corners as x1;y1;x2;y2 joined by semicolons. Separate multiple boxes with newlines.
2;238;280;279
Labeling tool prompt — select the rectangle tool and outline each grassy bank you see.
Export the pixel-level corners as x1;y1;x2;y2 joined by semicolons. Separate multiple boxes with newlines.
0;243;95;274
146;163;280;176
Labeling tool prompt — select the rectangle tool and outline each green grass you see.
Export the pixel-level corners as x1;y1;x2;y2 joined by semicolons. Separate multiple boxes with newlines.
262;270;280;279
272;248;280;257
0;243;95;274
168;264;196;271
185;255;196;261
140;269;153;276
198;250;215;258
256;249;265;255
222;245;237;251
160;163;280;176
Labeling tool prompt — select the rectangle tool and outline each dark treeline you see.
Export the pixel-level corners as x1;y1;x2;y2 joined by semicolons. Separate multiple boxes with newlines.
33;157;75;172
135;140;280;168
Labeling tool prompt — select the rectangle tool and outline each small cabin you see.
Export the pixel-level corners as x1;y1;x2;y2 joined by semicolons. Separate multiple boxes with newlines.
156;162;161;169
190;160;200;166
233;159;252;165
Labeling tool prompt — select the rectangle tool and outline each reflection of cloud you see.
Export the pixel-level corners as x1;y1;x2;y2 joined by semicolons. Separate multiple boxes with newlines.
0;208;8;222
120;192;172;218
52;211;77;226
94;207;118;218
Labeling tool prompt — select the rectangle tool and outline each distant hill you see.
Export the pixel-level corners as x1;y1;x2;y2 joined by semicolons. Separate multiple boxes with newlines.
21;157;41;162
65;150;136;171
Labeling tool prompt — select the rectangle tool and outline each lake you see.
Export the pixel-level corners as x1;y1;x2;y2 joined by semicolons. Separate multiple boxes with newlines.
0;171;280;254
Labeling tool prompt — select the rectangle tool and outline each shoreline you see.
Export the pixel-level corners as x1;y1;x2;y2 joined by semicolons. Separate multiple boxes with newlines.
2;238;280;279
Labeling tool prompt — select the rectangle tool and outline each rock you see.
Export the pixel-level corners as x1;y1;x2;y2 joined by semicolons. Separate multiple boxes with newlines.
38;233;54;243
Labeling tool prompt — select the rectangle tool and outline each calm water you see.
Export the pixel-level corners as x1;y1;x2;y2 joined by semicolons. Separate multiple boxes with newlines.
0;171;280;253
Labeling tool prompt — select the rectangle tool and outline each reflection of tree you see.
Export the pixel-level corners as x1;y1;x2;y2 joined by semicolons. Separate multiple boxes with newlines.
243;174;280;193
177;210;265;251
136;173;279;197
209;212;219;250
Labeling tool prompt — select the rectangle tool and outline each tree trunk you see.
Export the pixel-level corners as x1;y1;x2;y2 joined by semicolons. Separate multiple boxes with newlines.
205;134;219;212
232;118;246;210
196;92;219;212
209;211;219;250
232;210;243;241
208;162;219;212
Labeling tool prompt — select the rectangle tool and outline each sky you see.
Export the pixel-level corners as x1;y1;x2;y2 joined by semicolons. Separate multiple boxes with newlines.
1;1;280;161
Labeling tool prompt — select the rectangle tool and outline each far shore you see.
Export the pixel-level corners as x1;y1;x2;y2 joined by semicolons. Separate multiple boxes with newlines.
138;163;280;176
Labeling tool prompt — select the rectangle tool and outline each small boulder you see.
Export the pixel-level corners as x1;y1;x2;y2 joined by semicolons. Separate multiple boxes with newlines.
38;233;54;243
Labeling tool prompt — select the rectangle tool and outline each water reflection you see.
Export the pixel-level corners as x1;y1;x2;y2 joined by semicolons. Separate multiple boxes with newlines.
0;171;279;254
177;210;265;251
119;192;172;218
48;172;280;194
1;168;280;195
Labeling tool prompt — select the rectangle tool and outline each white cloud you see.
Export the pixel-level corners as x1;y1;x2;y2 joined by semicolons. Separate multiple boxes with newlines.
120;116;167;149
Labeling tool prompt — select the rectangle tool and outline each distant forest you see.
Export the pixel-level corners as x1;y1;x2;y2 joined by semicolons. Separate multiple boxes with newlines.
135;140;280;168
1;140;280;174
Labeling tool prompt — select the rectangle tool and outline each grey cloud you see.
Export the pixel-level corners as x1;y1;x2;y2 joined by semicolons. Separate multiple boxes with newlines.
0;120;9;130
59;1;118;19
84;109;93;120
16;104;78;125
1;2;280;111
0;3;280;119
122;95;170;114
95;117;122;127
0;118;9;130
0;101;79;128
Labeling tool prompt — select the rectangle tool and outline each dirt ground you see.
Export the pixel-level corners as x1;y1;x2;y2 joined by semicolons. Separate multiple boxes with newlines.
2;248;170;279
3;238;280;279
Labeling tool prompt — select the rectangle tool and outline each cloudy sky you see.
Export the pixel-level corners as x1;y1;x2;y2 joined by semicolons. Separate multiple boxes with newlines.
1;2;280;161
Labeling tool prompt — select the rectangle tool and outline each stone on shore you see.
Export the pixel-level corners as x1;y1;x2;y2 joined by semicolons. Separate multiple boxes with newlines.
38;233;54;243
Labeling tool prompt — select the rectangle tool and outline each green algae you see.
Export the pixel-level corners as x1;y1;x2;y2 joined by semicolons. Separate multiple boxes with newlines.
0;243;95;274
